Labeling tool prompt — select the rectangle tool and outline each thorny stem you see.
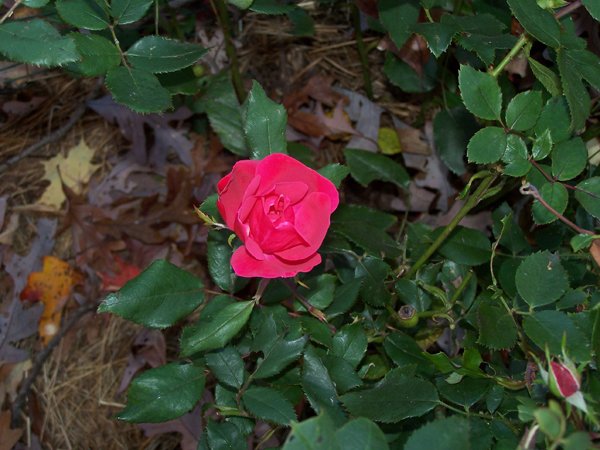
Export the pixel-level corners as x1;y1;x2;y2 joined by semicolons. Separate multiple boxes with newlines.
404;173;497;279
530;159;600;200
489;0;582;78
283;279;334;331
351;3;373;99
211;0;246;103
489;34;529;78
520;182;594;235
109;25;129;68
0;0;22;24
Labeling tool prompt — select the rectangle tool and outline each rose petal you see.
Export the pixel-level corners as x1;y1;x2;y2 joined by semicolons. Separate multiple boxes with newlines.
276;192;331;261
256;154;339;212
247;203;306;253
217;160;259;230
231;246;321;278
257;181;309;205
245;236;265;260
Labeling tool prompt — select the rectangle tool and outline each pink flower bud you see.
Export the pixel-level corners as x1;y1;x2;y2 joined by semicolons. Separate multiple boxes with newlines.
549;361;580;398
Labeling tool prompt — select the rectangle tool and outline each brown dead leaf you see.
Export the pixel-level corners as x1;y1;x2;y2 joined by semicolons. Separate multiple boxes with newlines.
20;256;83;344
0;410;22;450
118;329;166;394
38;140;100;210
590;240;600;268
0;360;31;404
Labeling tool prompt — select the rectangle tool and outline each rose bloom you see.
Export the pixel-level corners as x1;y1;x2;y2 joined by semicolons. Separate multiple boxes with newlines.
217;153;339;278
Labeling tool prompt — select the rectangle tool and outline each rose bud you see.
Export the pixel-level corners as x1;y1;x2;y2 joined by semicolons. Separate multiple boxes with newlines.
548;360;580;398
216;153;339;278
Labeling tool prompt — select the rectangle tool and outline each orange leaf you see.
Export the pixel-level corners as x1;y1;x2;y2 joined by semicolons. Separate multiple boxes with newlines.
20;256;83;344
98;255;141;292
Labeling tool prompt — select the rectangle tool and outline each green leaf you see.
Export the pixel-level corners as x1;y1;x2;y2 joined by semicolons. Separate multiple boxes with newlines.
332;323;368;369
331;205;401;258
566;49;600;91
194;74;248;156
438;227;491;266
180;301;254;356
405;416;493;450
301;346;340;416
111;0;153;24
335;418;390;450
299;274;336;310
206;346;245;389
570;234;596;252
250;0;293;14
254;335;307;379
283;413;336;450
67;33;120;76
438;377;491;408
532;183;568;225
477;298;517;350
317;164;349;188
535;97;571;144
515;251;569;308
384;333;435;374
575;177;600;219
582;0;600;20
242;387;296;425
378;0;419;49
535;408;563;440
523;310;590;361
228;0;253;8
506;0;561;47
98;259;204;328
126;36;206;73
206;419;247;450
0;19;78;67
433;107;479;176
528;58;562;97
321;355;363;394
532;129;553;161
158;67;202;94
384;53;437;94
502;135;531;177
467;127;507;164
413;22;456;58
207;231;247;294
458;65;502;121
105;66;171;113
355;257;392;307
557;48;590;131
118;363;205;423
287;7;315;37
340;369;438;423
344;148;409;188
56;0;109;30
505;91;542;131
243;81;288;159
551;137;588;181
457;33;517;66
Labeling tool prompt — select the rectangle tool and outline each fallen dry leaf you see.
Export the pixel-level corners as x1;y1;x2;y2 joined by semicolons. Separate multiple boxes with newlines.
0;359;32;403
20;256;83;344
98;255;142;292
0;410;22;450
0;299;43;364
38;140;100;210
591;240;600;268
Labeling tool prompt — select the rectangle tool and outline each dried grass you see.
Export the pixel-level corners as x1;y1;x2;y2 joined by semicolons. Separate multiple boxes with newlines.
35;315;153;450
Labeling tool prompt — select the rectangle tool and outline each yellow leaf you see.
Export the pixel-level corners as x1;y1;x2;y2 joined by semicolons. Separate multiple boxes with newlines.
378;127;402;155
37;140;100;210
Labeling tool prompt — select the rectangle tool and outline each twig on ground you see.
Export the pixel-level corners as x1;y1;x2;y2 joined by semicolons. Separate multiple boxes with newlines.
0;0;22;24
11;303;97;428
0;80;102;175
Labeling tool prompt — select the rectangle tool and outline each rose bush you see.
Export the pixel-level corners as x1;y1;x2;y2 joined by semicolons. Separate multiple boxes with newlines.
216;153;339;278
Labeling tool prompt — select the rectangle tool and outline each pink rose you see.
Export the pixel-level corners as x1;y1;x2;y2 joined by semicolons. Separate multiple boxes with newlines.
549;360;580;398
217;153;339;278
